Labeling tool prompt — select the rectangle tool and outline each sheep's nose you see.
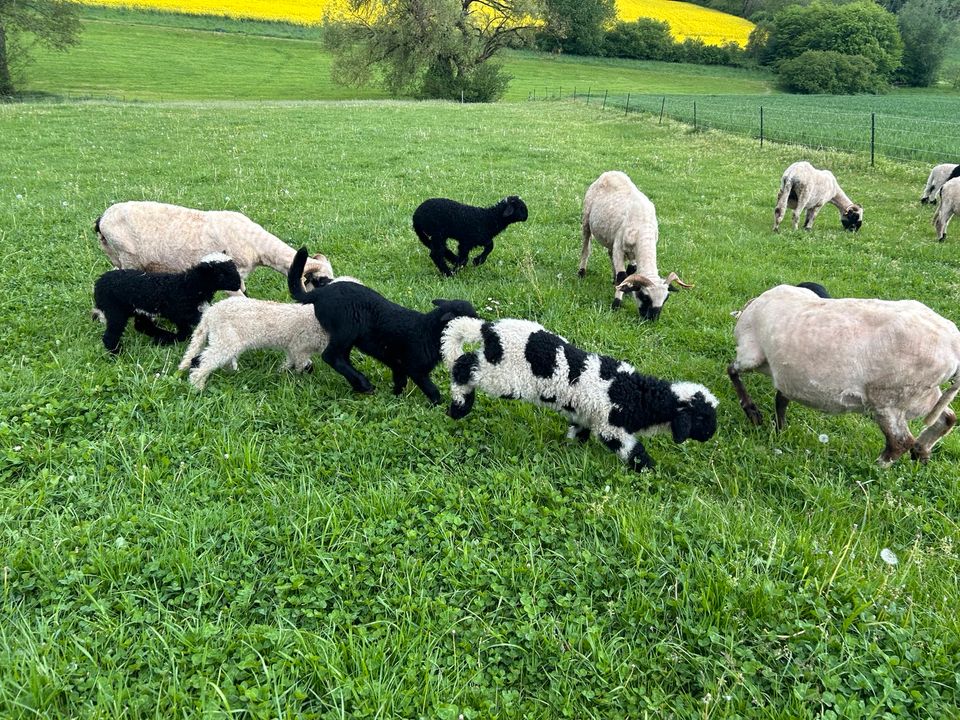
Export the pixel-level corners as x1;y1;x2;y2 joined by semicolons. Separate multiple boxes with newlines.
643;307;662;321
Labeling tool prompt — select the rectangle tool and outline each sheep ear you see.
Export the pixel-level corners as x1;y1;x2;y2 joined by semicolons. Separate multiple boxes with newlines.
432;299;448;308
671;412;693;443
503;204;514;218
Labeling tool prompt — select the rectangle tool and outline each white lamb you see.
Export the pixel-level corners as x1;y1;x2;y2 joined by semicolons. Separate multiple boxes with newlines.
921;163;958;204
933;177;960;242
578;171;691;320
96;201;334;295
773;161;863;232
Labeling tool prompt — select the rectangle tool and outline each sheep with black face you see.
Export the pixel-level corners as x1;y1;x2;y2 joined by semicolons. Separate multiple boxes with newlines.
773;161;862;232
442;317;718;471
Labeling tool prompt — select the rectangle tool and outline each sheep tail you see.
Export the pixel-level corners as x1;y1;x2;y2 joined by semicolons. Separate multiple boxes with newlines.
287;247;311;302
923;374;960;427
775;174;795;213
440;316;484;368
178;315;210;372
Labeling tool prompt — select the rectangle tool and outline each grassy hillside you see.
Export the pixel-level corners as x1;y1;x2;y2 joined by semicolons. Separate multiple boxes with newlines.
21;17;776;101
1;98;958;718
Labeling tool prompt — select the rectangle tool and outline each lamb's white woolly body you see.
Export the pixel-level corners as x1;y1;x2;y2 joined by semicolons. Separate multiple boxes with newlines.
921;163;958;204
97;201;333;293
933;177;960;241
179;296;330;389
773;161;862;232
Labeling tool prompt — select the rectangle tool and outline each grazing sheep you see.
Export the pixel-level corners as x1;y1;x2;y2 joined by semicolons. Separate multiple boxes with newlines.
441;317;718;471
933;177;960;242
578;171;692;320
288;247;478;403
95;201;334;294
920;163;958;204
727;283;960;466
412;196;528;276
92;253;242;354
773;161;863;232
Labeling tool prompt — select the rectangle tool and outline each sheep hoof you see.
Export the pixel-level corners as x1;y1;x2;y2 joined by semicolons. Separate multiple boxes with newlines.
744;404;763;426
611;298;622;311
910;445;931;464
577;268;586;278
448;402;469;420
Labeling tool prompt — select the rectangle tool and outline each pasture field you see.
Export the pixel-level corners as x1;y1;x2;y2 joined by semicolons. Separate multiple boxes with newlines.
20;16;776;102
1;99;959;718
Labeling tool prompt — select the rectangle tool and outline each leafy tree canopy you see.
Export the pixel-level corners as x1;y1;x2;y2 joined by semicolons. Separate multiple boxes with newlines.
0;0;80;95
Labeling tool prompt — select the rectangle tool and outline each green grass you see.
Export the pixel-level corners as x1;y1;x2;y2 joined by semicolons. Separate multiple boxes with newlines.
20;13;777;101
1;98;959;717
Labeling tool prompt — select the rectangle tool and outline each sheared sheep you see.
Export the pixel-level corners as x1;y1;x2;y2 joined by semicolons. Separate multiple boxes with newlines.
727;283;960;466
442;317;718;471
578;171;692;320
92;253;242;354
412;196;528;277
773;161;862;232
933;177;960;242
921;163;958;204
288;247;478;404
95;201;333;294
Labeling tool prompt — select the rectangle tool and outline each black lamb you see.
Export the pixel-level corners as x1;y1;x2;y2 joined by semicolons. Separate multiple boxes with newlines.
288;247;478;404
412;195;528;276
92;252;242;354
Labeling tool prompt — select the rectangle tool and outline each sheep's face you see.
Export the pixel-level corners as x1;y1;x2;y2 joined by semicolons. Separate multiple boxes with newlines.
841;206;863;232
669;383;719;444
503;197;528;224
432;299;479;324
619;277;670;321
199;258;243;292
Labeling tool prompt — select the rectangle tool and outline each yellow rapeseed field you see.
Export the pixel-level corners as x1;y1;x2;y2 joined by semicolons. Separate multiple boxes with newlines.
80;0;754;46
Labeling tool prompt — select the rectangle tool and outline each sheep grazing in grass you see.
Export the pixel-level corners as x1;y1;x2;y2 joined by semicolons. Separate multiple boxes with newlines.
933;177;960;242
773;161;862;232
95;201;334;295
728;283;960;466
578;171;692;320
441;317;718;471
92;253;242;354
288;247;478;404
412;196;528;277
921;163;958;204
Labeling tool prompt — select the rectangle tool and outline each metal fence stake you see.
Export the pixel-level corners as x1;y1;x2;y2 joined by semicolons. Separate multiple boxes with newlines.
625;93;630;115
659;97;665;124
602;89;607;110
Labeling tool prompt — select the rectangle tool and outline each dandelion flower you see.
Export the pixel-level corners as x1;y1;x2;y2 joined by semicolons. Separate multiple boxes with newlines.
880;548;899;566
818;434;829;443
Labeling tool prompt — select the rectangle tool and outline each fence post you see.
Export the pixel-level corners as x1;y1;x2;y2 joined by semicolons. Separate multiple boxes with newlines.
587;87;591;105
625;93;630;115
602;89;608;110
559;86;562;100
573;86;576;100
659;97;665;125
760;106;764;148
871;112;875;167
694;101;697;131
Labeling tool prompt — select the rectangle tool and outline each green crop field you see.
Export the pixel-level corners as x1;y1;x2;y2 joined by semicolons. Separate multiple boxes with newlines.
1;97;959;718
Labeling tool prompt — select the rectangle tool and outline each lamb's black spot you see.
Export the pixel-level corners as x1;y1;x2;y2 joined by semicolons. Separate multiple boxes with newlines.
564;344;588;384
481;322;504;364
540;394;556;404
562;403;575;413
574;427;591;443
190;355;201;369
615;270;627;285
525;331;563;378
626;264;637;276
501;392;518;399
602;436;623;453
607;372;675;434
599;355;619;380
452;352;479;385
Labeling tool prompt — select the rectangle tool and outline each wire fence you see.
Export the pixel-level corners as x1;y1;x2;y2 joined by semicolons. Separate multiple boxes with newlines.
528;87;960;166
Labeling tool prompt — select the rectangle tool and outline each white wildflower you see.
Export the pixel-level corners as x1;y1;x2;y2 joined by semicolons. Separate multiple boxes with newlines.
818;434;829;443
880;548;899;566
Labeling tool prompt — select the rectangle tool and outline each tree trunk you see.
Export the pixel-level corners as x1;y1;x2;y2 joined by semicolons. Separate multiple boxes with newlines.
0;24;13;96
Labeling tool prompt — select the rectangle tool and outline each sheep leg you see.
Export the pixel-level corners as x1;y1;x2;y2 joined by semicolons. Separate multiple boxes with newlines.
803;205;822;231
391;369;408;395
611;242;627;310
133;315;178;345
448;352;479;418
727;363;763;425
874;409;915;467
473;241;493;266
599;430;653;471
577;221;591;277
102;312;131;354
189;350;236;390
773;184;790;232
320;345;374;394
774;391;790;431
428;244;454;277
452;242;471;270
565;424;591;444
912;407;957;463
934;205;951;242
410;373;443;405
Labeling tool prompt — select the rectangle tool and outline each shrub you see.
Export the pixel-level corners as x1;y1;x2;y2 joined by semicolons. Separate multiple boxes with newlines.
418;60;511;103
777;50;885;94
603;19;677;61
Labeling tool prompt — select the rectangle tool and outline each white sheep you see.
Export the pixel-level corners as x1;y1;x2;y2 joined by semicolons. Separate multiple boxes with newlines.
727;284;960;466
442;316;718;470
933;177;960;242
773;161;863;232
921;163;958;204
96;201;334;295
578;171;691;320
178;277;362;389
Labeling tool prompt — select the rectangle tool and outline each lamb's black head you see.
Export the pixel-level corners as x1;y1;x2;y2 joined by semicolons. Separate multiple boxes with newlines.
432;298;479;324
669;382;719;444
502;196;528;223
796;281;831;298
841;206;863;232
197;252;242;292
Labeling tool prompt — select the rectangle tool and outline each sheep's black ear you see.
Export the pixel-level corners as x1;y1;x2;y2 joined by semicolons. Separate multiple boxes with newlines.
671;411;693;443
432;299;448;308
503;204;514;218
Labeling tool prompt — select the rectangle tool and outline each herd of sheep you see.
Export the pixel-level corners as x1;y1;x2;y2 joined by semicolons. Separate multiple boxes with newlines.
89;162;960;470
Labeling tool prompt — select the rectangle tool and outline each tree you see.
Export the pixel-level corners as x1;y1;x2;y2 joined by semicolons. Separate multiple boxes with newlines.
760;2;903;80
0;0;80;96
778;50;884;93
538;0;614;56
897;0;952;86
324;0;542;102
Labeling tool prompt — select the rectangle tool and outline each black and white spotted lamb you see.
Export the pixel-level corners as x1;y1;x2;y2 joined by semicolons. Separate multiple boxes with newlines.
288;247;478;403
441;317;719;470
412;196;528;276
92;252;242;354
